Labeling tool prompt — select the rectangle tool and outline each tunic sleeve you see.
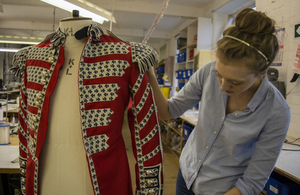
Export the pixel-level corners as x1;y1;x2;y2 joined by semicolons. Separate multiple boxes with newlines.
127;43;164;195
10;46;32;78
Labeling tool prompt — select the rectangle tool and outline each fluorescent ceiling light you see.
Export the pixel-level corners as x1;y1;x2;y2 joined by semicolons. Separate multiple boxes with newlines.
40;0;115;24
0;48;20;53
0;35;43;45
0;40;40;45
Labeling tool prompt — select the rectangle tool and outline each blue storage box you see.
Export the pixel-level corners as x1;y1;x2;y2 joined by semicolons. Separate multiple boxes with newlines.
183;123;194;140
175;70;184;79
157;78;164;85
266;171;300;195
178;82;185;91
156;67;164;74
179;52;186;62
186;69;193;79
181;69;193;79
175;70;179;79
182;69;187;79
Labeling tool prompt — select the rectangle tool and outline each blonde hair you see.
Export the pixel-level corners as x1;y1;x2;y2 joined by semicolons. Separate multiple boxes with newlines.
217;8;279;74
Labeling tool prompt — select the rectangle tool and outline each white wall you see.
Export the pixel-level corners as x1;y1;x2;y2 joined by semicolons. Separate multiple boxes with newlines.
256;0;300;139
212;13;229;49
197;17;213;50
159;45;167;61
0;44;4;80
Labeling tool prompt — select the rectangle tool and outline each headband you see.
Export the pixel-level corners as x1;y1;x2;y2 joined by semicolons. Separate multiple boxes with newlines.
224;35;269;63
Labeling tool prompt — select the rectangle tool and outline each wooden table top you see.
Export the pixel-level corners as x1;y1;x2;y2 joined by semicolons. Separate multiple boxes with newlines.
9;136;19;146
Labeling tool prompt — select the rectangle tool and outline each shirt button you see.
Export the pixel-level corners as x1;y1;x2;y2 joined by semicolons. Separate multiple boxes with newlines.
213;131;216;134
194;173;197;175
205;146;209;149
235;113;238;116
221;117;224;120
199;160;202;163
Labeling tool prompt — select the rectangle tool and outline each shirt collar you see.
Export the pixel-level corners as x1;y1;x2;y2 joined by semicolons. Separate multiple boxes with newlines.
247;76;269;112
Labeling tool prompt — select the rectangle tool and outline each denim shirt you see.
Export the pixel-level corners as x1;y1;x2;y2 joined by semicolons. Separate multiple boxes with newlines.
168;61;291;195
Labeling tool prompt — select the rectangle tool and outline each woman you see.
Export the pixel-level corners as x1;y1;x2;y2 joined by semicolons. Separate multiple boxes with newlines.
146;8;290;195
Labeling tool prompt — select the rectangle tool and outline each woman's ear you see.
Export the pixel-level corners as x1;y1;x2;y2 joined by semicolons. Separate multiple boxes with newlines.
260;68;268;79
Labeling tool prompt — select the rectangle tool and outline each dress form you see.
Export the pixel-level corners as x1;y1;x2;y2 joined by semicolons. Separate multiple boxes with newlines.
39;16;94;194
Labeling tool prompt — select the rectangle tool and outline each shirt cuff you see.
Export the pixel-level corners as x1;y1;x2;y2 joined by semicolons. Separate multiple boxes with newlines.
235;178;253;195
168;98;181;119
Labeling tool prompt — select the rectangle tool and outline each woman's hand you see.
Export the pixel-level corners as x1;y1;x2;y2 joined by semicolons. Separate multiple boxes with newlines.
145;66;172;120
224;187;242;195
146;67;156;81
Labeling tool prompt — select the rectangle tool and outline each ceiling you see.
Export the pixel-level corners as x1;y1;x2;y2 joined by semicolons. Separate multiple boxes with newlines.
0;0;254;45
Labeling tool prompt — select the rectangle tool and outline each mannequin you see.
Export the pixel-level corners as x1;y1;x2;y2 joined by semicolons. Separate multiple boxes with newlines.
12;11;164;194
39;15;94;194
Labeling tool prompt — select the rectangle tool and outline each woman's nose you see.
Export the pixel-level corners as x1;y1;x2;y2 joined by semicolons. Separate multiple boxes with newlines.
220;78;230;91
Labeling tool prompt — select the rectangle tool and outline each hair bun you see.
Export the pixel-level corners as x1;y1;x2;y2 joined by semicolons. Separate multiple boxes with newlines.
235;8;276;35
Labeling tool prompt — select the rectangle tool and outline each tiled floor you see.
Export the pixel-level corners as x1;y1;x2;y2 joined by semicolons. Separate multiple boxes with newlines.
122;115;179;195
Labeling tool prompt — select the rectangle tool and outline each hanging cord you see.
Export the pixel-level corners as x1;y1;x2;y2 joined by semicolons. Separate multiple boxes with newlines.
142;0;170;44
286;82;300;96
110;0;114;31
284;137;300;146
282;137;300;151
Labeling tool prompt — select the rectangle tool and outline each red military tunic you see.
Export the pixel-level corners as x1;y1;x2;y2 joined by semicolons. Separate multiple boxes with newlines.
12;23;164;195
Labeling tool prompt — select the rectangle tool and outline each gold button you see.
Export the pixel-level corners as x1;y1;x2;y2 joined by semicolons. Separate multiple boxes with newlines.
21;169;25;175
213;131;216;134
146;170;153;176
50;49;55;55
36;93;42;100
42;71;49;78
21;177;25;185
49;57;54;63
221;117;224;120
235;113;238;116
148;189;155;195
205;146;209;149
31;141;35;148
146;179;154;187
194;172;197;175
199;160;202;163
32;116;37;123
31;124;35;131
41;79;47;85
35;101;40;107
